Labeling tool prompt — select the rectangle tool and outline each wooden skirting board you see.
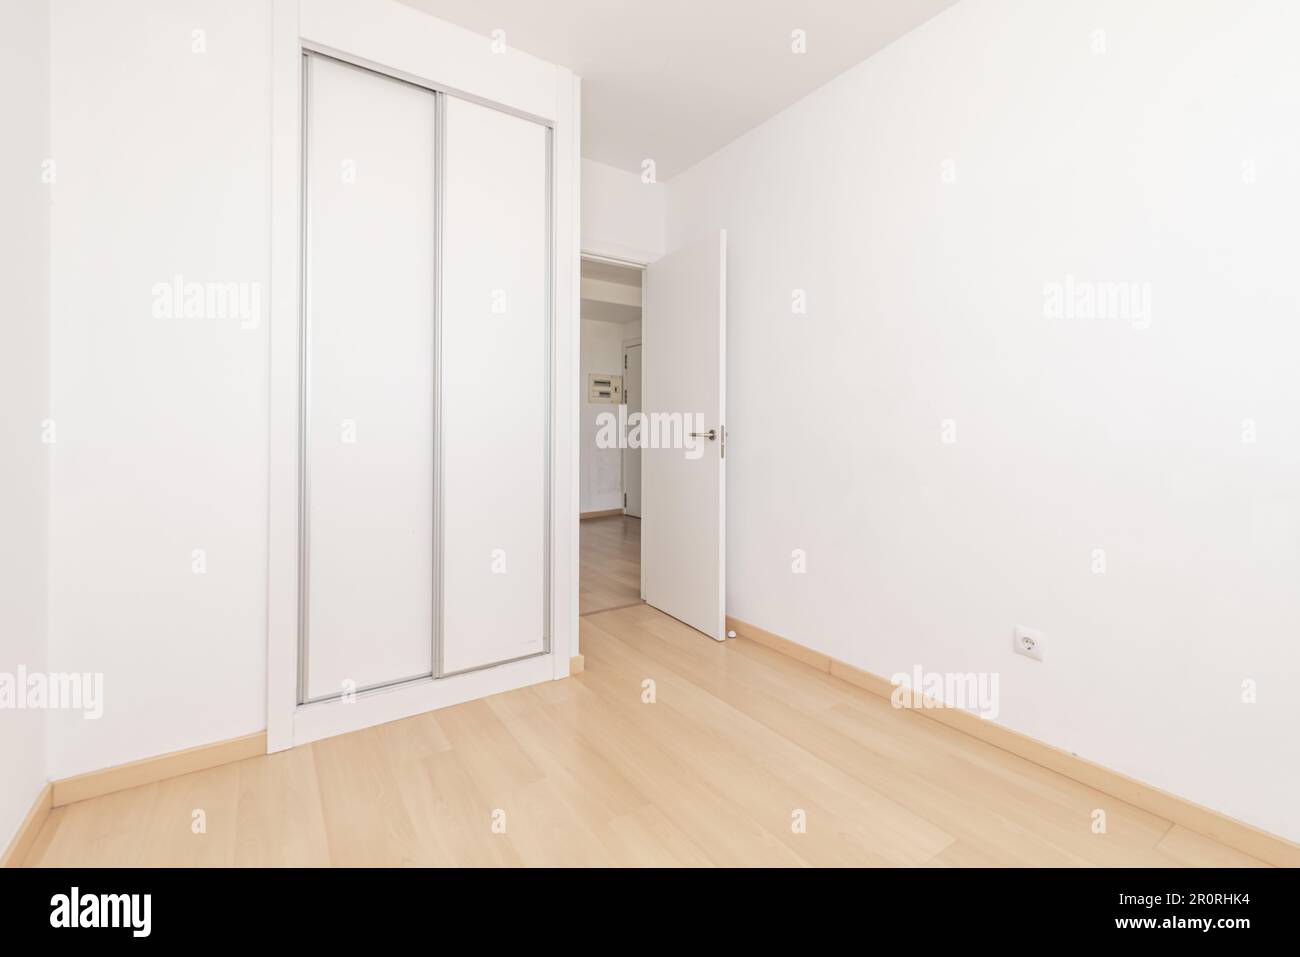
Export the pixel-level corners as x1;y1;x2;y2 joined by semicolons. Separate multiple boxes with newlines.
0;783;52;869
569;654;586;675
3;733;266;867
726;615;1300;868
580;508;624;520
50;731;268;809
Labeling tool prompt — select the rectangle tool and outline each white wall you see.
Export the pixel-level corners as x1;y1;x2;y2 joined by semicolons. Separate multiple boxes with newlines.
47;0;272;778
667;0;1300;842
581;157;665;263
0;0;51;851
579;318;636;513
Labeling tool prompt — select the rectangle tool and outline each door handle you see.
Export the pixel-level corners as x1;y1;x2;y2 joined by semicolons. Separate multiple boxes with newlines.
689;429;717;440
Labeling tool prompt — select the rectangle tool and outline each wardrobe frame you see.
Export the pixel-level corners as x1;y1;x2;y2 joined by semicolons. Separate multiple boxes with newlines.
267;0;579;751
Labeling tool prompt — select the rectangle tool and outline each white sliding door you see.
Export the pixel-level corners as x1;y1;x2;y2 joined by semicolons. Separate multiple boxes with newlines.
301;54;437;701
440;96;550;675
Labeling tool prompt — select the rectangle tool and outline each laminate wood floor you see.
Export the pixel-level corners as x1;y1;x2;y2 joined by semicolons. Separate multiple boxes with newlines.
23;602;1265;867
579;514;641;616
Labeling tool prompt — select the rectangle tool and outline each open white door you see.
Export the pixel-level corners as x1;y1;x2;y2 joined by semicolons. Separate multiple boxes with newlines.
642;231;726;640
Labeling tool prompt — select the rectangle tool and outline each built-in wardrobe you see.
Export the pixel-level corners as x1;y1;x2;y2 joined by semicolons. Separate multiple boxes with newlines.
296;50;551;705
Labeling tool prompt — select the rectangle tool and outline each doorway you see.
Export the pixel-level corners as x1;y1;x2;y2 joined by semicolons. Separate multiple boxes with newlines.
579;256;644;616
576;235;728;637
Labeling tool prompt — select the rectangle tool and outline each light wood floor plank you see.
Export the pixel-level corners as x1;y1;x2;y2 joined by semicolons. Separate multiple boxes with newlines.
234;746;332;867
395;746;524;867
133;764;241;867
581;610;955;865
311;726;425;867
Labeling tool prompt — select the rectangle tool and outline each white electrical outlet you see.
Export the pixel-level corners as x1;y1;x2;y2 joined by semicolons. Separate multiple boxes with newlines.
1013;626;1045;662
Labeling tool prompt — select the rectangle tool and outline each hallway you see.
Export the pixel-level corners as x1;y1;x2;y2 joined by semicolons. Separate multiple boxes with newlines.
579;515;641;616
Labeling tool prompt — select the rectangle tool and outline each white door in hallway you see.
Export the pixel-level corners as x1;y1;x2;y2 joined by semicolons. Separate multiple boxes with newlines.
622;342;642;518
642;231;726;640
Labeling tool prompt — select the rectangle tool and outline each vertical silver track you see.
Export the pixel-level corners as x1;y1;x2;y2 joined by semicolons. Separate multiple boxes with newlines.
543;124;554;654
296;52;312;705
433;90;446;678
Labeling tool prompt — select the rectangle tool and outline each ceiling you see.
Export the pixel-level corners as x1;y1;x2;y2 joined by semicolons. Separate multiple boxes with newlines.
398;0;959;180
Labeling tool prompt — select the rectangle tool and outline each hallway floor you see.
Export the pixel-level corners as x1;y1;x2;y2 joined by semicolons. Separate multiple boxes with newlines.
579;514;640;616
